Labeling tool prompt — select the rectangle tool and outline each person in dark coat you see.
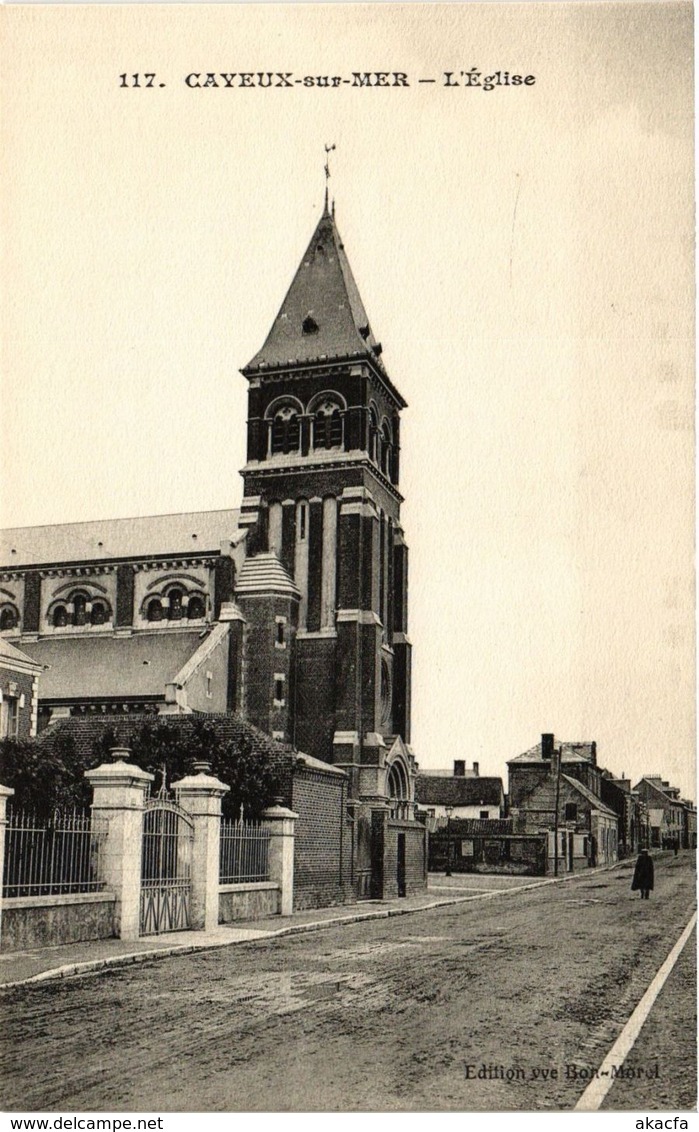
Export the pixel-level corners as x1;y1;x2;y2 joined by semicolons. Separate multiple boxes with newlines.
632;849;654;899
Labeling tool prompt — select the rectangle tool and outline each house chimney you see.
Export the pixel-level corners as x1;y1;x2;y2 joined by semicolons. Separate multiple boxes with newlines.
541;733;555;761
473;761;479;776
453;760;465;777
590;740;597;767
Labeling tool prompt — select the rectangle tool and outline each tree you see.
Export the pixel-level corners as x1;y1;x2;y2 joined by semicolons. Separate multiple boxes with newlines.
0;732;90;815
1;717;284;819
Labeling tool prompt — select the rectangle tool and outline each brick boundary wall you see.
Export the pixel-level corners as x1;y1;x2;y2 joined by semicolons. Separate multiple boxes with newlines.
291;765;354;910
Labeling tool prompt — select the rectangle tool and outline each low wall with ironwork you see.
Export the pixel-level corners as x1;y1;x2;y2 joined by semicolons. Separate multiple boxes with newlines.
1;892;116;952
218;881;280;923
429;824;547;876
0;757;298;950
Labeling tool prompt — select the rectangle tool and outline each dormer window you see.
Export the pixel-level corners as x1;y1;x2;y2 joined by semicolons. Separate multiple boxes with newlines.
142;581;207;625
48;590;112;630
0;604;19;631
187;595;206;620
90;601;108;626
73;594;87;626
167;588;183;620
53;605;68;628
302;314;319;335
146;598;163;622
270;403;301;455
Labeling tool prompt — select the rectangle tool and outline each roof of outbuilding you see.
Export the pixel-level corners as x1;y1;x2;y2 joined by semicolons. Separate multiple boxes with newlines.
0;509;241;568
415;775;504;808
28;630;211;700
33;712;347;794
35;711;299;793
0;637;43;672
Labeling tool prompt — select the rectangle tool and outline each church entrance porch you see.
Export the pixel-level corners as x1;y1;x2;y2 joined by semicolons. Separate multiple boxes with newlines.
353;806;426;901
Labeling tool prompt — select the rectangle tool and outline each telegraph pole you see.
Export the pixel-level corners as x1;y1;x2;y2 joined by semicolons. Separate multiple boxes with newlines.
553;746;562;877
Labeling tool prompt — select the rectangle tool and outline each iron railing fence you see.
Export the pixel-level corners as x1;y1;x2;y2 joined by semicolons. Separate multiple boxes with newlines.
3;807;107;898
219;819;270;884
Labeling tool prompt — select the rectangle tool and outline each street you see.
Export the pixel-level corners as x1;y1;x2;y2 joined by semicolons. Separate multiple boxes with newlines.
1;855;695;1112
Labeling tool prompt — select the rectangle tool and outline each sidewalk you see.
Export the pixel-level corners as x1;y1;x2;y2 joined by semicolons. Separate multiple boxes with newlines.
0;862;630;990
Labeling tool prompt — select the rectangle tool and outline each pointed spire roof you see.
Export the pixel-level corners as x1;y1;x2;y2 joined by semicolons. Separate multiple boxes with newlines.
243;207;386;375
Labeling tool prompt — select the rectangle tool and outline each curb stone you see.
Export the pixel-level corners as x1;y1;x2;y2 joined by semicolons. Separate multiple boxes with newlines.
0;861;625;990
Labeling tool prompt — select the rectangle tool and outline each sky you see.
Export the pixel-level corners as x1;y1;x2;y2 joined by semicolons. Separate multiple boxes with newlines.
1;3;694;797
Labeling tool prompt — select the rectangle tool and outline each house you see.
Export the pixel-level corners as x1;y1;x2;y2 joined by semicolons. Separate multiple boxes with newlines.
416;761;504;824
634;776;687;849
0;637;43;741
600;773;642;858
0;196;426;902
681;801;697;849
508;733;603;807
508;734;618;871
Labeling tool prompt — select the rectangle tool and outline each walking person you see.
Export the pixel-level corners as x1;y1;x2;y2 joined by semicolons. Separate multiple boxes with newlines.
631;848;654;900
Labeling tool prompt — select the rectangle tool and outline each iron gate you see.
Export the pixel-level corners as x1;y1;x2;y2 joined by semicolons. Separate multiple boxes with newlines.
140;798;194;935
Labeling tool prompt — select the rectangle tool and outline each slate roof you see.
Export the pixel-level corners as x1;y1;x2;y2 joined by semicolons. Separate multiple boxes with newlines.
236;553;300;598
508;741;595;765
415;775;504;808
560;774;616;817
27;630;210;700
634;777;678;806
0;637;43;671
243;209;404;407
0;509;241;568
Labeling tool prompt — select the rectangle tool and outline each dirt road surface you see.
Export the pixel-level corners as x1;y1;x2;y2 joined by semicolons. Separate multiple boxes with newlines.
1;855;695;1112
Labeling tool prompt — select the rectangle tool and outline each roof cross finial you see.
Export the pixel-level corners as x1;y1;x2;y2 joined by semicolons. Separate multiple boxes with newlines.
324;143;336;213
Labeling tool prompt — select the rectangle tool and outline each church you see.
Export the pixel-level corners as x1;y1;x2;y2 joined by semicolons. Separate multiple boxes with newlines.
0;195;423;899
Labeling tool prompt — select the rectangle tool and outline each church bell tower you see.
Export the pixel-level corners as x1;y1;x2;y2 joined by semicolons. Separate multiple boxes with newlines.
239;198;414;817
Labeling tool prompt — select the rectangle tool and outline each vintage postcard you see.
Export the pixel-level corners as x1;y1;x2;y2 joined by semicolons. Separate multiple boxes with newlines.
0;1;695;1121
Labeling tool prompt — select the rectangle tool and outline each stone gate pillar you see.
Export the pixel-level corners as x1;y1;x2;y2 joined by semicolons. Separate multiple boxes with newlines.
85;748;153;942
0;784;15;947
172;762;229;932
262;799;298;916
